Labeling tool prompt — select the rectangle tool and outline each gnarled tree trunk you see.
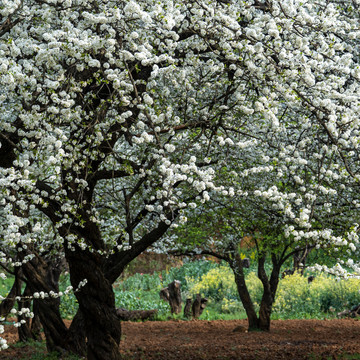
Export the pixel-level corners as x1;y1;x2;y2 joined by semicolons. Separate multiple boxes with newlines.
20;255;79;354
66;247;121;360
17;284;40;342
191;294;208;319
65;310;87;356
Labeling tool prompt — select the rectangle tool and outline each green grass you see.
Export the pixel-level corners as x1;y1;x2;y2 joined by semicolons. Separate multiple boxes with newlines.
55;260;360;321
4;259;360;323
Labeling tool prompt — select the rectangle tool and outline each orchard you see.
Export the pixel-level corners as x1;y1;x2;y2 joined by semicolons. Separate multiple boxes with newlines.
1;0;360;359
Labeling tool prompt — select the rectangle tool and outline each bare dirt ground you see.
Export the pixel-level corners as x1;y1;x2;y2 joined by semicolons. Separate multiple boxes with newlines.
1;319;360;359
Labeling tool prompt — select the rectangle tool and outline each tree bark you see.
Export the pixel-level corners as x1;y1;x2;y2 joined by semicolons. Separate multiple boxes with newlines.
116;308;157;321
36;297;70;352
17;284;39;342
184;298;192;318
30;305;42;341
160;280;182;314
65;310;87;356
229;246;259;331
257;254;280;331
66;247;121;360
258;299;271;331
199;297;208;316
20;256;74;354
191;294;208;319
192;294;202;319
0;268;22;317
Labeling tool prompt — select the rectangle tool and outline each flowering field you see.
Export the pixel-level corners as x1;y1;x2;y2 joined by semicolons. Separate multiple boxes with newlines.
54;260;360;321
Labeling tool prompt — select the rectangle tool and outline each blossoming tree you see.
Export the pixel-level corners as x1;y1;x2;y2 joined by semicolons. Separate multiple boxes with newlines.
166;138;359;331
1;0;360;358
160;0;360;331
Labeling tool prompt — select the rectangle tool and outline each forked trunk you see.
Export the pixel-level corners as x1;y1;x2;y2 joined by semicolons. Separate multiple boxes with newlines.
231;249;282;332
258;297;272;331
256;254;281;332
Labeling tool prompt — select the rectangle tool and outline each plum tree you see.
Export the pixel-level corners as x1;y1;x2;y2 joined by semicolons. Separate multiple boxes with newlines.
1;0;360;358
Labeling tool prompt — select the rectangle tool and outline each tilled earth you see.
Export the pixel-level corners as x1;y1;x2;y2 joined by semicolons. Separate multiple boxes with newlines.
1;318;360;359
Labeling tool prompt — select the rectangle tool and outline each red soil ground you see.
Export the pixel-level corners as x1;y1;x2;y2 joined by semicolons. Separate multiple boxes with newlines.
1;318;360;359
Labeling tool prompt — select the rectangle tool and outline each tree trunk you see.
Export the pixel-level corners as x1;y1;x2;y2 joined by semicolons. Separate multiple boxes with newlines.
116;308;157;321
258;298;272;331
0;268;22;317
15;253;87;355
17;285;39;342
66;248;121;360
20;256;74;354
66;310;87;357
257;254;281;331
190;294;208;319
233;269;260;330
229;246;259;331
38;296;73;351
30;307;42;341
192;294;202;319
184;298;192;318
160;280;182;314
200;298;208;316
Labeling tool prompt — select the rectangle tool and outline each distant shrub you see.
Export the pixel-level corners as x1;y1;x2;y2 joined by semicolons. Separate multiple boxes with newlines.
187;265;237;301
273;272;311;317
59;274;78;319
161;259;219;293
311;275;360;313
114;289;169;317
119;272;162;292
273;272;360;317
244;272;263;309
221;298;243;314
54;261;360;321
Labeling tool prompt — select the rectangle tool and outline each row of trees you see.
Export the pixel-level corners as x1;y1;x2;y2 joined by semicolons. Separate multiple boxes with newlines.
1;0;360;358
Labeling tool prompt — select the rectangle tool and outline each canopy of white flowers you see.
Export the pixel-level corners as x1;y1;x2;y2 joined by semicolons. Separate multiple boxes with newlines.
1;0;360;350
